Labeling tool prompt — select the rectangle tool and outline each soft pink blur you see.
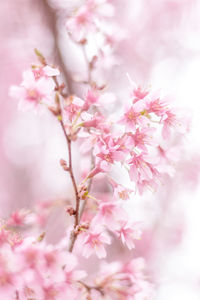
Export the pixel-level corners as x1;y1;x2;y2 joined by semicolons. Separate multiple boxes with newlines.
1;1;200;299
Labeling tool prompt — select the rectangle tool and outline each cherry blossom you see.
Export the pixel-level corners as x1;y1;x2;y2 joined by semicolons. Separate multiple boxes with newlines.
120;103;149;131
115;221;142;250
108;178;133;201
94;200;127;229
10;69;55;111
78;224;111;259
6;1;191;299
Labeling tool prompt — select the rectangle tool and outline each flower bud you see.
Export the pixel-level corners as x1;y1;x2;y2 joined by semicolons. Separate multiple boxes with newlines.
66;206;76;216
48;106;61;116
60;159;69;171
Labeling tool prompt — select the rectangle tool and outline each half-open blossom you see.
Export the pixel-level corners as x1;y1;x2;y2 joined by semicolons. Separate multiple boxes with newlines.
94;200;127;229
137;177;158;195
83;89;116;111
161;108;186;139
87;160;111;179
127;152;155;182
32;65;60;80
115;221;142;250
81;112;106;129
132;85;149;103
108;178;133;200
64;96;84;122
146;94;169;116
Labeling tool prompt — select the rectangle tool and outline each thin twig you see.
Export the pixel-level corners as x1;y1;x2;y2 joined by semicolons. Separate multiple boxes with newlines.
43;0;73;94
42;0;98;252
59;120;80;226
79;153;95;222
42;0;82;252
54;93;80;253
78;281;105;296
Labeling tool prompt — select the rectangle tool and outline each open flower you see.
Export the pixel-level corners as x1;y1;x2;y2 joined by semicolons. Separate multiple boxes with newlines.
10;70;55;111
115;221;142;250
79;225;111;259
94;200;127;229
119;102;148;131
108;178;133;200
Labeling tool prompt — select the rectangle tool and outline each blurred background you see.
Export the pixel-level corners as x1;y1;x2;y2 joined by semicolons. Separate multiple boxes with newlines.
1;0;200;299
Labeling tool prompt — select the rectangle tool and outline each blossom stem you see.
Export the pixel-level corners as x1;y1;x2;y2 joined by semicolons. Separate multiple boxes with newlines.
42;0;82;252
56;96;80;252
79;153;95;222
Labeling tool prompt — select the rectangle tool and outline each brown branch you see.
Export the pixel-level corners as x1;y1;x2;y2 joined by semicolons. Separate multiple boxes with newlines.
59;121;79;219
54;94;80;252
60;121;80;252
42;0;99;251
53;91;80;252
34;49;80;252
43;0;73;94
79;153;95;222
78;281;105;297
41;0;82;252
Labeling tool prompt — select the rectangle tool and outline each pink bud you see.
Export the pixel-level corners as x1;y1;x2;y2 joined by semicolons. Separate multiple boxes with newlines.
66;206;76;216
60;159;69;171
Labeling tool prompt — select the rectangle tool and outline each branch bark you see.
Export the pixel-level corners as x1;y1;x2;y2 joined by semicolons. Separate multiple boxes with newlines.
43;0;81;252
43;0;73;94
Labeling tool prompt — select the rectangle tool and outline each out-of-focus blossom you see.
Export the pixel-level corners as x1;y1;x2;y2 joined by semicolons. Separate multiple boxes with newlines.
10;69;55;112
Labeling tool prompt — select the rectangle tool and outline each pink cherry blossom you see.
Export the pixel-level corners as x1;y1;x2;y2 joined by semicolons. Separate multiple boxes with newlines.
94;200;127;229
32;65;60;80
81;112;106;129
0;228;9;246
119;103;149;131
108;177;133;200
64;253;87;286
5;1;193;298
64;95;84;122
79;225;111;258
66;0;114;41
130;81;149;103
10;69;55;111
95;135;125;167
87;160;111;179
6;209;31;228
161;108;187;139
127;152;155;182
115;221;142;250
128;127;157;151
83;89;116;111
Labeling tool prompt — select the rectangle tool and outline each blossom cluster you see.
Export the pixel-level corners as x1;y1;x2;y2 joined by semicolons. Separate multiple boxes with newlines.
7;49;187;300
0;222;153;299
6;0;189;299
66;0;124;86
